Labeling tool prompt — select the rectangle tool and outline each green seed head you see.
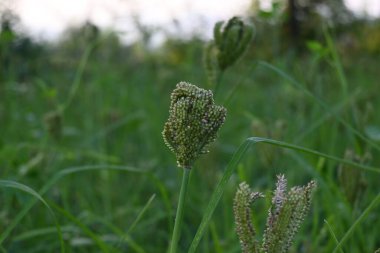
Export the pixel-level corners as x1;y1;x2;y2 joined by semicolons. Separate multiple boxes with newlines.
214;16;254;70
234;182;264;253
43;110;62;140
162;82;227;169
262;175;317;253
204;16;254;86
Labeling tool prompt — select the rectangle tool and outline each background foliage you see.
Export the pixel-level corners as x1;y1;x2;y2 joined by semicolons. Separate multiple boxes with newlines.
1;1;380;252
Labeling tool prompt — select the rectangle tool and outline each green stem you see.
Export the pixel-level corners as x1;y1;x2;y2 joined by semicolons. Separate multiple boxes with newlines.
213;71;224;98
169;168;191;253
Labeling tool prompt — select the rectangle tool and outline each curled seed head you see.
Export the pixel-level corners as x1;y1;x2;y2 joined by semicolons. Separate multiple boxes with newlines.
162;82;227;169
43;110;62;140
214;16;254;70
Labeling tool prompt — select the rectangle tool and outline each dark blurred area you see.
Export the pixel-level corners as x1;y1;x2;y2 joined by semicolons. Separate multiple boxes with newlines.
0;9;45;82
249;0;380;58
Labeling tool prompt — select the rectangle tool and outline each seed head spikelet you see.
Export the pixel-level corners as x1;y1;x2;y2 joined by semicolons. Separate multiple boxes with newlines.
162;82;227;169
262;177;317;253
233;175;316;253
233;182;263;253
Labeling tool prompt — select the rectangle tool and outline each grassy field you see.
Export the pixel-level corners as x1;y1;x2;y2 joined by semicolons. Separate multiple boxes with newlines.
1;17;380;253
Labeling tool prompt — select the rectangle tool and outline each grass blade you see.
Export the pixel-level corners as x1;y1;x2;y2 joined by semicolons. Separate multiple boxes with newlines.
293;89;361;143
258;61;380;152
0;165;148;246
249;137;380;173
323;26;348;99
49;202;111;252
60;42;95;113
333;193;380;253
86;212;146;253
0;180;65;253
188;139;252;253
324;219;345;253
127;194;156;234
14;226;77;242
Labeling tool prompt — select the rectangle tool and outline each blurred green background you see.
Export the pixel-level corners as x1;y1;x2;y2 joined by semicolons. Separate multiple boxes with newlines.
1;0;380;252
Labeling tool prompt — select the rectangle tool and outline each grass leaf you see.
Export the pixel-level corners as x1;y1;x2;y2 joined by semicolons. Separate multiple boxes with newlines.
0;165;148;246
0;180;65;252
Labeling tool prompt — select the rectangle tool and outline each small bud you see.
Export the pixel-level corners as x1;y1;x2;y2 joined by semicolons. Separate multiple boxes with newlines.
214;16;254;71
162;82;227;169
338;149;368;206
204;16;254;86
43;110;62;140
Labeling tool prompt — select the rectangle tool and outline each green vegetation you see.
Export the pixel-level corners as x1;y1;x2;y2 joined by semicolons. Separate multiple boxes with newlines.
1;5;380;253
234;176;316;253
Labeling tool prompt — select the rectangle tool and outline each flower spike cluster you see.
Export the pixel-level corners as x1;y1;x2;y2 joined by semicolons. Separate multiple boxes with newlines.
233;175;317;253
162;82;227;169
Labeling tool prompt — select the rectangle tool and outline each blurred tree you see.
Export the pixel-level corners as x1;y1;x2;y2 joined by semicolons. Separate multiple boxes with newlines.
361;20;380;54
58;21;100;57
0;9;44;82
0;9;18;80
249;0;354;46
288;0;353;39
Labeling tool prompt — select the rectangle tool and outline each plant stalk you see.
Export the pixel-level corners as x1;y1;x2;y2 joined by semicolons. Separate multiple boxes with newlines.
169;168;191;253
